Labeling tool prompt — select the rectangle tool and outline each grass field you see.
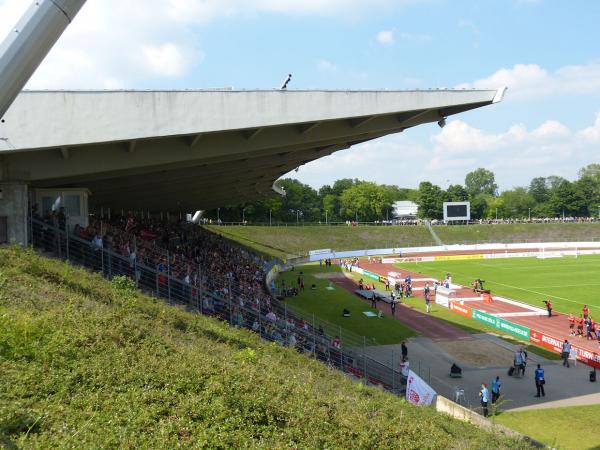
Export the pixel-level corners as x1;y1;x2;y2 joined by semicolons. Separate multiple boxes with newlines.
277;264;417;345
395;254;600;316
494;404;600;450
0;246;532;449
206;223;600;258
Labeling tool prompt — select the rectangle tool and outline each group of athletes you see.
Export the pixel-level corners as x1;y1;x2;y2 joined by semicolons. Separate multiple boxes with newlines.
568;305;599;344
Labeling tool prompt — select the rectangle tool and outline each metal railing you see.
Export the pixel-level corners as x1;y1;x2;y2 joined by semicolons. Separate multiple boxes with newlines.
29;218;418;393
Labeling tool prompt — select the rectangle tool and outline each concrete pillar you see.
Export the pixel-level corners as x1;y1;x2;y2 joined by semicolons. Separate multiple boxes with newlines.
0;181;28;245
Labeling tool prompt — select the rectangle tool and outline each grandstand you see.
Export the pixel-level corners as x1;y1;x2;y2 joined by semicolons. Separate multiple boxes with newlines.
0;87;505;246
30;214;401;389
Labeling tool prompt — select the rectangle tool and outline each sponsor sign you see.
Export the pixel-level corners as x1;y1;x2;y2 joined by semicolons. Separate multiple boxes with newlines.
472;309;530;340
406;370;437;406
449;301;472;318
309;248;331;256
434;254;484;262
529;329;562;352
363;270;380;281
530;329;600;368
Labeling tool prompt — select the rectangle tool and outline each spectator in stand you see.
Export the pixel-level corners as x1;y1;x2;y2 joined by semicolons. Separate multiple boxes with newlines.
332;336;341;351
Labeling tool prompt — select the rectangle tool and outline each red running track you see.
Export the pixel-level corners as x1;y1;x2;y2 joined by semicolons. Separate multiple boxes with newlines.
359;260;600;363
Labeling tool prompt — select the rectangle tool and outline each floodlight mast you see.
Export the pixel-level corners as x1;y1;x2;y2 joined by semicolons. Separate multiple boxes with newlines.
0;0;87;120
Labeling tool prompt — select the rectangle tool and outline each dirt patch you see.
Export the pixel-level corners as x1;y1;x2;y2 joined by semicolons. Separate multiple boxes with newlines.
435;338;514;368
314;272;350;280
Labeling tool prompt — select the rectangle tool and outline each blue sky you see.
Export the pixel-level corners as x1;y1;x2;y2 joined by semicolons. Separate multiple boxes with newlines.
2;0;600;191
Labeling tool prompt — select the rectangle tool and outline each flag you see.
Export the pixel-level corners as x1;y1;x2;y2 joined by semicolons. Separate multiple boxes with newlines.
406;370;437;406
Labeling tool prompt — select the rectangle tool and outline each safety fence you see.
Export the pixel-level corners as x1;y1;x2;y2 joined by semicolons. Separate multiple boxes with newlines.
29;219;423;393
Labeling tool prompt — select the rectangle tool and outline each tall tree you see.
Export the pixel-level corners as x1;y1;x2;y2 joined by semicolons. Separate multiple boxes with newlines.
500;188;535;218
578;163;600;182
417;181;445;219
465;168;498;198
339;181;395;221
528;177;549;203
445;184;469;202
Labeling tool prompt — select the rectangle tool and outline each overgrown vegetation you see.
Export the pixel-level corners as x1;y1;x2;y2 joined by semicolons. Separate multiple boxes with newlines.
0;246;532;448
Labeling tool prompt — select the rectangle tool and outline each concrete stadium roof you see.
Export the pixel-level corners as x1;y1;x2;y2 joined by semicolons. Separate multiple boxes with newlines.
0;88;505;211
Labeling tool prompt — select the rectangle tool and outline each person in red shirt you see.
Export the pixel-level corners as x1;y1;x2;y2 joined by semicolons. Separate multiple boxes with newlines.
583;305;589;319
543;299;553;317
577;315;585;337
568;314;576;336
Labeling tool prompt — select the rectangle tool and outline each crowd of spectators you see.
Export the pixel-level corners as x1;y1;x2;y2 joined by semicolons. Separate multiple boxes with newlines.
31;210;374;378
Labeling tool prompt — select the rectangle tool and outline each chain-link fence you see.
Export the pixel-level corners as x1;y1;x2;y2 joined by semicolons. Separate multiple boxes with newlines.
30;218;414;394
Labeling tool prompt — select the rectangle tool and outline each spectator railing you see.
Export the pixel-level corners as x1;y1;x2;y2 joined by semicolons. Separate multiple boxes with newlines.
30;218;412;394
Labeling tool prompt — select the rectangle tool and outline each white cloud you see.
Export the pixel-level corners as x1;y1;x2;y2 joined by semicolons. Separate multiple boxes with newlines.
458;63;600;100
376;30;395;45
316;59;337;73
291;113;600;190
141;43;189;77
577;112;600;143
0;0;414;89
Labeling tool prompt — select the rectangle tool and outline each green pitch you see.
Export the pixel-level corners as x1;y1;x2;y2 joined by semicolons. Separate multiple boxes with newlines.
395;254;600;317
277;264;416;345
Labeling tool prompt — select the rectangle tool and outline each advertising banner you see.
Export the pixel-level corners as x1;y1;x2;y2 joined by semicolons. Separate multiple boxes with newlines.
530;329;600;369
449;301;472;318
406;370;437;406
363;270;380;281
434;254;484;262
472;309;530;340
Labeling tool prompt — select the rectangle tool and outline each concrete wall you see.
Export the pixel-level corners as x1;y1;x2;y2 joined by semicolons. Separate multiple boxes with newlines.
0;181;28;244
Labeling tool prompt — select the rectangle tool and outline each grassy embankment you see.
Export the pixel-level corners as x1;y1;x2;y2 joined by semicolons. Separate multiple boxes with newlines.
276;264;417;345
494;404;600;450
206;222;600;259
0;246;532;449
435;222;600;244
205;225;435;258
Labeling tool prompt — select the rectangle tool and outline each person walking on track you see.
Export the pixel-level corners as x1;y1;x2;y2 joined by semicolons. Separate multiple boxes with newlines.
391;298;397;317
535;364;546;397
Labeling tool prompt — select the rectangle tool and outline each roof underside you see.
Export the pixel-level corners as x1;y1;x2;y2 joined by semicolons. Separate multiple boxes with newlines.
0;89;504;210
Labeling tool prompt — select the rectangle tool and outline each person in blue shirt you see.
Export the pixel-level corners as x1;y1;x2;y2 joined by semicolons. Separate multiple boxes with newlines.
491;376;501;403
479;383;489;417
535;364;545;397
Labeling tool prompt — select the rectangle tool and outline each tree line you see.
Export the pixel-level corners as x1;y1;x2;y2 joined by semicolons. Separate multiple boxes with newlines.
206;163;600;222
